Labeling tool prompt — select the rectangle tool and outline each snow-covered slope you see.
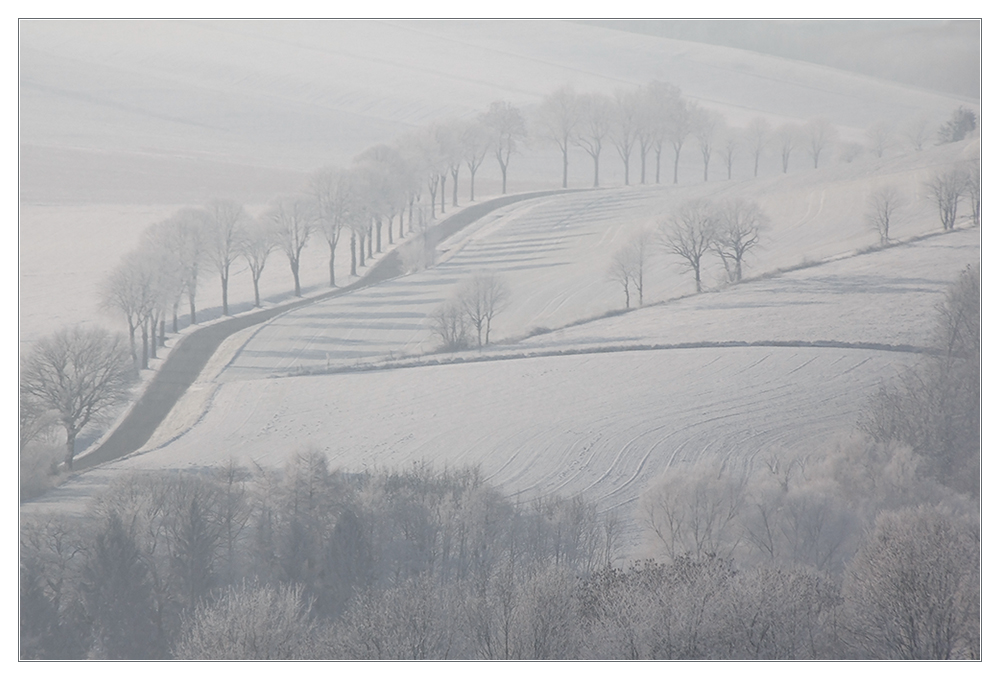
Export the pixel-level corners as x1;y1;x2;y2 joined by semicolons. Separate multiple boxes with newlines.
19;19;974;346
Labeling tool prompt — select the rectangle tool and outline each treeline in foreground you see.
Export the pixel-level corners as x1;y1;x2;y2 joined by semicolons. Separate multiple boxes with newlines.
20;267;979;660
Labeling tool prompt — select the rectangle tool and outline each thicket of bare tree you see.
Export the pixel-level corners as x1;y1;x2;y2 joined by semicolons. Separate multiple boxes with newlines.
860;264;980;496
431;272;511;350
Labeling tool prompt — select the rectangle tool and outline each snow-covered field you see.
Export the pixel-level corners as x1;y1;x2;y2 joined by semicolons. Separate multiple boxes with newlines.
19;21;981;550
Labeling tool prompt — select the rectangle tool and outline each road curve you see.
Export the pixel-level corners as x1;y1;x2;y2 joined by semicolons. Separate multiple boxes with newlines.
77;189;581;469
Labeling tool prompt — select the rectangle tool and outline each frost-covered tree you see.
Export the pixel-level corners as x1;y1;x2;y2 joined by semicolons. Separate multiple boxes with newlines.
607;230;652;308
480;101;527;195
458;271;511;347
866;185;903;245
659;200;718;293
610;87;641;185
926;166;965;231
575;92;613;188
665;96;693;184
21;326;136;470
645;80;680;184
843;506;979;659
174;582;318;659
430;300;470;351
310;167;350;287
204;199;246;316
268;196;316;297
746;116;771;178
713;198;765;282
775;123;800;174
537;86;583;188
806;117;837;169
239;216;277;307
461;120;492;201
692;104;722;182
866;120;894;158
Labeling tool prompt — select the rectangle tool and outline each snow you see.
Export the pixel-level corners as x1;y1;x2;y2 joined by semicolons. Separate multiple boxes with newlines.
18;21;981;546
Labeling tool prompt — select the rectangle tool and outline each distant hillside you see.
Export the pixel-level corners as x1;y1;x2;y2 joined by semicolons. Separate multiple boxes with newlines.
20;19;970;205
578;19;981;100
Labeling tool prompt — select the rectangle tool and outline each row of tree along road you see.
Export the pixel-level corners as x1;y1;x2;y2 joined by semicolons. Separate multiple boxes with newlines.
19;85;979;479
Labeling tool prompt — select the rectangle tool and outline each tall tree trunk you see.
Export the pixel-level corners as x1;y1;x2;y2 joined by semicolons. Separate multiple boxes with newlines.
640;146;647;184
367;224;373;259
350;232;357;276
141;322;149;370
623;153;630;185
64;428;78;470
172;302;179;333
148;316;157;359
655;148;662;184
592;154;600;188
358;231;366;268
440;175;446;213
376;216;382;253
253;275;262;307
328;242;337;287
451;168;459;206
562;143;569;188
159;318;165;346
188;291;197;325
291;259;301;297
469;168;477;201
388;214;394;245
221;270;229;316
673;146;682;184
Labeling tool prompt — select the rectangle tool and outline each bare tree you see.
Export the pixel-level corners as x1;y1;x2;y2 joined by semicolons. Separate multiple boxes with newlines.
430;301;470;352
642;458;747;562
712;198;765;282
926;166;965;231
461;121;491;201
480;101;527;195
665;96;693;184
575;92;613;188
775;123;800;174
866;121;894;158
806;118;837;169
746;117;771;178
692;105;722;182
645;80;680;184
21;326;136;470
434;121;464;209
901;116;930;151
610;88;640;186
659;200;718;293
459;272;511;347
268;196;316;297
101;253;153;369
161;208;208;325
964;154;980;228
720;126;740;180
174;582;318;659
239;217;277;307
867;185;904;245
310;167;350;287
536;86;582;188
843;506;979;659
202;200;246;316
607;231;652;308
